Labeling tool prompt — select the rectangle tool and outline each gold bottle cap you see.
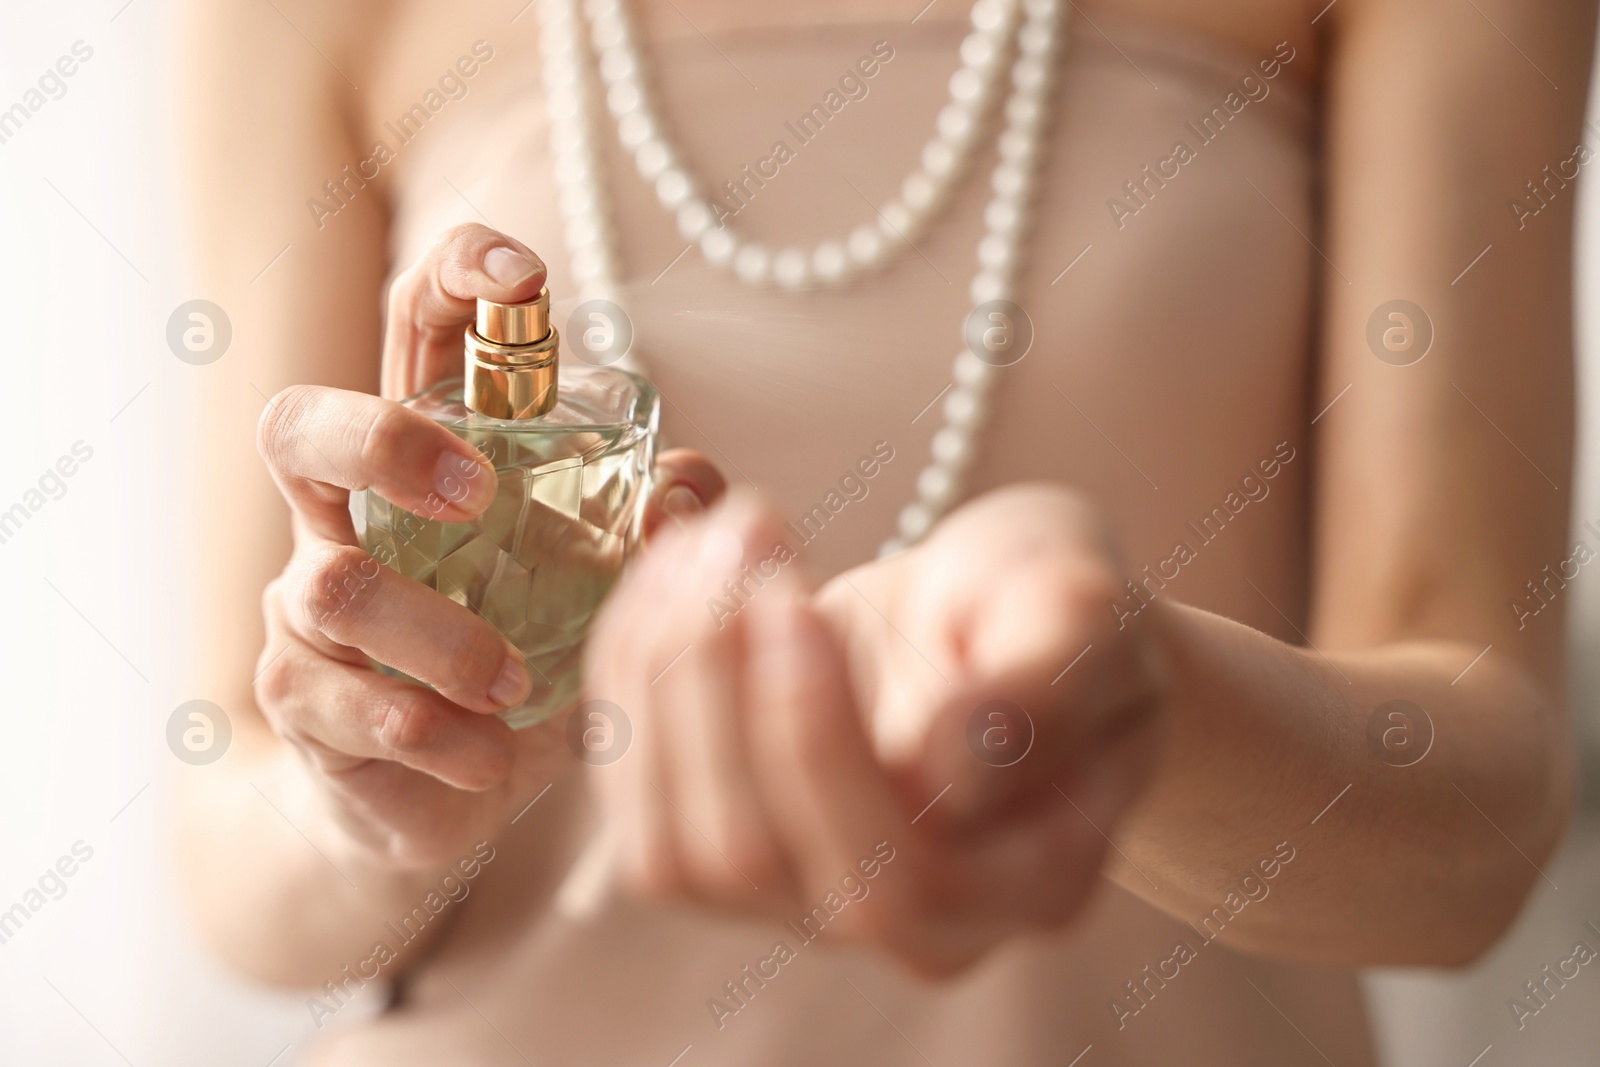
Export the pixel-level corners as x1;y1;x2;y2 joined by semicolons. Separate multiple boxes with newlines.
465;289;559;420
476;288;550;345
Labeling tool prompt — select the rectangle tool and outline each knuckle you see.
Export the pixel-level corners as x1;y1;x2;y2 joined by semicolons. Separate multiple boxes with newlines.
373;697;446;758
440;222;490;255
357;402;416;475
252;644;296;713
299;543;382;636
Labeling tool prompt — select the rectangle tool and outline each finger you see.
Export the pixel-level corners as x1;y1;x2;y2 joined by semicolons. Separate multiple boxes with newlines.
254;638;517;791
280;542;532;714
258;385;497;541
641;449;729;542
649;507;795;905
382;223;547;399
744;589;915;936
586;529;697;894
916;561;1163;824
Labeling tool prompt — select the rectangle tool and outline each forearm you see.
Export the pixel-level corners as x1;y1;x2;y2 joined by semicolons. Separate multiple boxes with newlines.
177;729;459;988
1112;599;1570;967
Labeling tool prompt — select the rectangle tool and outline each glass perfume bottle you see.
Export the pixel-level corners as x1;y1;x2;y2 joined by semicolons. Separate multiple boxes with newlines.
351;287;658;728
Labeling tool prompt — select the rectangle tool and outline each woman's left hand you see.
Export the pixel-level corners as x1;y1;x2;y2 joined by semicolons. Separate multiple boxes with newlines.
584;483;1167;973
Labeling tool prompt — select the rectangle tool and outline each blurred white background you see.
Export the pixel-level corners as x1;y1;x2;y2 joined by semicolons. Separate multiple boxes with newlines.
1;2;1598;1063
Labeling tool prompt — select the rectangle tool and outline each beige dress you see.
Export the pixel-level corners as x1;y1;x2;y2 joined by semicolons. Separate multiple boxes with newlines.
309;10;1376;1065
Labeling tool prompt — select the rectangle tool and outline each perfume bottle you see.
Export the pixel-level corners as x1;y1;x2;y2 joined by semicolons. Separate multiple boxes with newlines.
351;287;659;728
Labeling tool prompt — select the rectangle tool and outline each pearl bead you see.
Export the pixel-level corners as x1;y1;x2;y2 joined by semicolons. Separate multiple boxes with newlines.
847;224;884;265
560;186;598;219
931;426;974;468
635;138;671;180
544;58;579;92
943;385;986;428
937;102;977;144
553;153;593;186
902;172;937;211
897;503;934;541
1013;57;1047;93
916;464;958;507
949;67;984;104
590;13;627;49
544;90;580;122
971;0;1006;33
1006;94;1044;131
877;537;907;559
733;243;771;284
977;233;1014;272
565;215;604;250
617;111;654;149
571;248;604;285
985;198;1021;234
960;32;999;68
992;162;1025;198
655;168;692;208
970;271;1005;303
998;128;1034;163
677;200;714;240
598;45;635;82
606;79;642;117
1019;22;1054;56
813;242;847;281
922;138;958;179
877;200;912;236
700;227;736;264
953;350;993;387
773;248;810;289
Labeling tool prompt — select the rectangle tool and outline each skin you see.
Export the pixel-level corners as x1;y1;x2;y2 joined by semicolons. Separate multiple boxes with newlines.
176;0;1595;1000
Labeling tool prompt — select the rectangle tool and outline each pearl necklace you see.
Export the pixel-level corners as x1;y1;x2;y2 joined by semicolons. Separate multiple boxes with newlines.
536;0;1067;554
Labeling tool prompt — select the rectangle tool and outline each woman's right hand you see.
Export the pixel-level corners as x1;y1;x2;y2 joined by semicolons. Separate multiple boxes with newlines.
251;225;719;871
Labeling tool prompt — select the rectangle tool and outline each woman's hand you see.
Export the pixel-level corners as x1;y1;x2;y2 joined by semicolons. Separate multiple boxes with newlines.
253;224;724;871
585;483;1166;973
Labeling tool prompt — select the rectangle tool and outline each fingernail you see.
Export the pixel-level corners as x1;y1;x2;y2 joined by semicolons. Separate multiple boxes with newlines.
662;485;703;520
434;451;497;515
483;245;541;286
489;653;531;708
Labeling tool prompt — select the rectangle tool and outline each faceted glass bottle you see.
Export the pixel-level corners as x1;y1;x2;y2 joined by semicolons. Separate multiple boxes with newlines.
351;289;659;728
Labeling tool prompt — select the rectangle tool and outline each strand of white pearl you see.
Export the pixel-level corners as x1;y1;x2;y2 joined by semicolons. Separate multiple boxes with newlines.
538;0;625;302
581;0;1023;290
882;0;1064;556
539;0;1066;554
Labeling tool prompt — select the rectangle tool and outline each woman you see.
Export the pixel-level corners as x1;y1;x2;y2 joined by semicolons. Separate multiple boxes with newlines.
177;0;1594;1062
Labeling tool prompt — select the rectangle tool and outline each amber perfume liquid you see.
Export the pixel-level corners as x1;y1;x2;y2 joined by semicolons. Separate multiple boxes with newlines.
352;290;659;728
